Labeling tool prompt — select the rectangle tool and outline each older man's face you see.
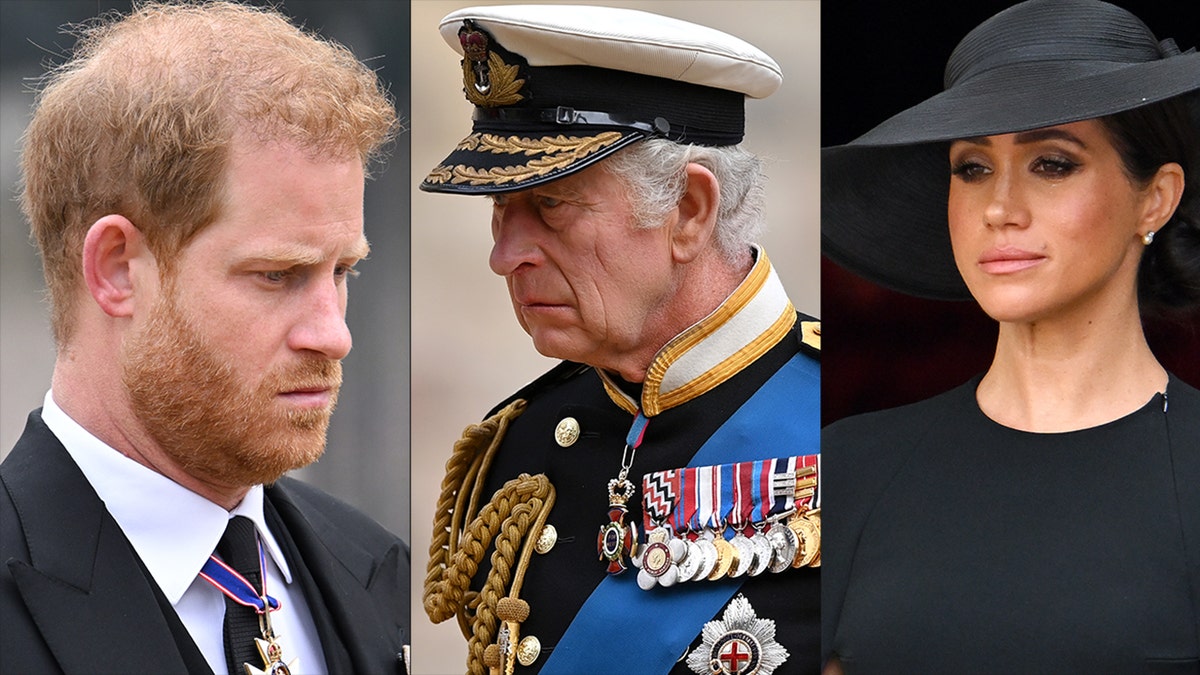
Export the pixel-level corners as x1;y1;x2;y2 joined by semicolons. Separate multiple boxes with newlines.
488;162;680;379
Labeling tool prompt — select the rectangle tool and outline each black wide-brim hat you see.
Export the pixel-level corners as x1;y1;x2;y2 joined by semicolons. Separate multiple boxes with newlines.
822;0;1200;300
420;5;782;195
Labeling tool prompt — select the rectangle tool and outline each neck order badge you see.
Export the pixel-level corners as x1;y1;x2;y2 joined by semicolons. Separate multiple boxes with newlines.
597;411;649;574
200;517;297;675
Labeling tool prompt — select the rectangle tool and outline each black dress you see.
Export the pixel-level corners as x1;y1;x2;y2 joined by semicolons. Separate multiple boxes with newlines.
822;375;1200;674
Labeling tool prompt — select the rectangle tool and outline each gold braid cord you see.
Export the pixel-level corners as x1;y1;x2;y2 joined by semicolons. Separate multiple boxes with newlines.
424;399;557;675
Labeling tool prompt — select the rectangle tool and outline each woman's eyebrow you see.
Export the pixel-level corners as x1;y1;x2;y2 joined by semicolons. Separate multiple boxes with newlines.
1012;128;1087;148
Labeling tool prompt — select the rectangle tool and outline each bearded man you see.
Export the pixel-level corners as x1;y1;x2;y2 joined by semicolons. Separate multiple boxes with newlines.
0;3;407;673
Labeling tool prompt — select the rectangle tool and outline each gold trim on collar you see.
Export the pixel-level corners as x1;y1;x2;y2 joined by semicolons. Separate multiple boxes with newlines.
655;305;794;413
599;249;795;416
600;379;640;416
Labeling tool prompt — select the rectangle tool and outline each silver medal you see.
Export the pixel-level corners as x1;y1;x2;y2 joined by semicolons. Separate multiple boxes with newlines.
677;539;703;582
685;594;790;675
747;532;773;577
692;536;719;581
728;534;755;578
766;524;798;574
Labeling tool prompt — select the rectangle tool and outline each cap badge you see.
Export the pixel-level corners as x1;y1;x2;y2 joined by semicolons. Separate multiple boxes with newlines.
458;20;525;108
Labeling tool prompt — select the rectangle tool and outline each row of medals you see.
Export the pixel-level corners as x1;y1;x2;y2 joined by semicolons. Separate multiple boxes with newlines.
634;475;820;590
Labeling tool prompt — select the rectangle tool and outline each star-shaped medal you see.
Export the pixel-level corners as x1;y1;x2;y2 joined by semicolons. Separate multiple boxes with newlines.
686;594;789;675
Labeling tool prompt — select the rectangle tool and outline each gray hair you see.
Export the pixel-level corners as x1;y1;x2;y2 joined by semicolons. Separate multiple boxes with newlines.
601;138;766;262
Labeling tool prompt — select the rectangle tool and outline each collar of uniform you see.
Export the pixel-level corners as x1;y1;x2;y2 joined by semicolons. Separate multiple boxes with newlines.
597;247;795;416
40;390;294;604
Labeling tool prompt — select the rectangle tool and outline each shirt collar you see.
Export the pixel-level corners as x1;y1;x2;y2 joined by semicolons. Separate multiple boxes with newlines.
41;391;294;604
597;246;796;416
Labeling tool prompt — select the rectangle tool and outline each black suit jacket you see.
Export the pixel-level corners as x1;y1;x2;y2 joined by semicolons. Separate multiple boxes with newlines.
0;410;409;675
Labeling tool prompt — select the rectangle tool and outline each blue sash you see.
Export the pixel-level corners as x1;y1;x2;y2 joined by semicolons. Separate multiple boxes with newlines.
543;350;819;673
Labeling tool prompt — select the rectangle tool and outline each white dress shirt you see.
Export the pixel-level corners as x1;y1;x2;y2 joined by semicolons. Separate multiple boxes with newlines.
42;391;327;675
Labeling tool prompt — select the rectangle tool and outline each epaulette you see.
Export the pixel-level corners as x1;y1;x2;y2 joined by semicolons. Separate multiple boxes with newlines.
485;360;594;418
796;311;820;361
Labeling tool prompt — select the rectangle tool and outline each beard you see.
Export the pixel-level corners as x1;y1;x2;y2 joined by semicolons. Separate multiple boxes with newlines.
121;287;341;489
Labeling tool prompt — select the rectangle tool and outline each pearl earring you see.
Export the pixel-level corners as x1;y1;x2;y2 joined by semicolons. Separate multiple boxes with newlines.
1142;231;1156;246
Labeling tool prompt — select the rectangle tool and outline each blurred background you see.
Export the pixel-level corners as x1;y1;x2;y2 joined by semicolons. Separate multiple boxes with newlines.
0;1;410;542
821;0;1200;426
410;1;820;672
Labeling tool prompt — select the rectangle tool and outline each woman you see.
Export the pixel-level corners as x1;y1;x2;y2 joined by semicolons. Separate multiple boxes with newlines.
820;0;1200;671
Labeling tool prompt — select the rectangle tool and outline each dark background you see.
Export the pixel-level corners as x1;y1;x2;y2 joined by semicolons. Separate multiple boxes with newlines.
821;0;1200;426
0;1;412;541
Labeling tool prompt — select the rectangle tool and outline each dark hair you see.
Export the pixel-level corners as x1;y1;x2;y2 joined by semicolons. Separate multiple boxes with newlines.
1101;94;1200;315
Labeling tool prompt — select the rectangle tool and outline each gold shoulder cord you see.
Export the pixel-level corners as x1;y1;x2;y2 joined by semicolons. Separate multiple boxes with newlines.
424;399;557;675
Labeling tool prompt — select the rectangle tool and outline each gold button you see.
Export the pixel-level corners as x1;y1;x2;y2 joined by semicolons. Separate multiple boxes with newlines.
516;635;541;666
554;417;580;447
534;524;557;554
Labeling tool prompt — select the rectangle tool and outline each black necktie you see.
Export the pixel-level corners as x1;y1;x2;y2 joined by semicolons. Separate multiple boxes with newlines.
217;516;263;675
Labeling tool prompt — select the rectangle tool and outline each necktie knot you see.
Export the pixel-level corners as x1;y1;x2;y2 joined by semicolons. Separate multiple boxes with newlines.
217;516;262;586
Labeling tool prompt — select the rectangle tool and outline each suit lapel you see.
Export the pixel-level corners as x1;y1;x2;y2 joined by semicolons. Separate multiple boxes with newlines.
266;479;405;673
2;413;195;673
262;493;354;672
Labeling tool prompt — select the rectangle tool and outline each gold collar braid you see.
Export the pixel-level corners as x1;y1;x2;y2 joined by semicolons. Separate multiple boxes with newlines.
597;247;795;416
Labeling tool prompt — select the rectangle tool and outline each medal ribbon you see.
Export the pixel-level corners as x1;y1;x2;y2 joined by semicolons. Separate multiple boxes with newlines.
733;460;755;535
770;456;797;517
688;466;706;534
796;454;820;510
755;458;773;526
718;461;735;538
641;468;678;530
625;410;649;449
700;465;719;531
546;348;821;675
729;461;745;532
814;455;822;510
199;541;281;614
615;409;649;487
662;459;777;536
673;467;690;536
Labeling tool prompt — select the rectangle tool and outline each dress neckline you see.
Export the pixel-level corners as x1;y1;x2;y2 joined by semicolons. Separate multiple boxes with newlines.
963;373;1170;437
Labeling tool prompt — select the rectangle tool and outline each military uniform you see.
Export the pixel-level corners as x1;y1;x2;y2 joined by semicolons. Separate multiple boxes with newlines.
426;251;820;674
418;6;820;673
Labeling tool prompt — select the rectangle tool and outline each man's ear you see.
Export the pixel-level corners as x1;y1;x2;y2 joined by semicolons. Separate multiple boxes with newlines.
670;162;720;264
81;215;155;318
